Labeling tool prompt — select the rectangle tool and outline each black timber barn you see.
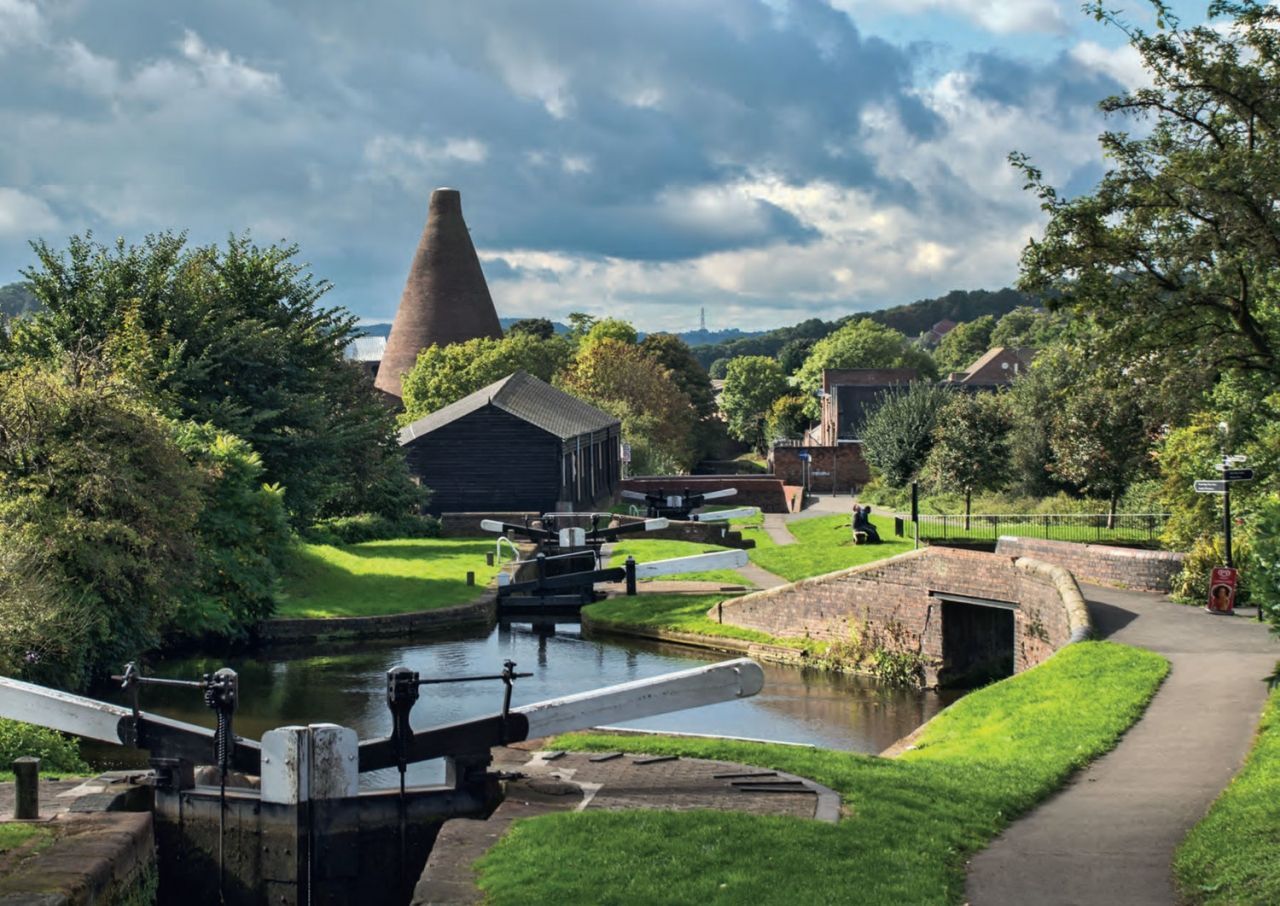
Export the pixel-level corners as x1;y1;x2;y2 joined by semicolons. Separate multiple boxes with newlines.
399;371;622;514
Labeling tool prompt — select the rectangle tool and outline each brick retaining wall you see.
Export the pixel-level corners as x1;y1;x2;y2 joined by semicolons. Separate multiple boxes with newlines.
770;445;871;493
994;536;1185;592
716;547;1088;686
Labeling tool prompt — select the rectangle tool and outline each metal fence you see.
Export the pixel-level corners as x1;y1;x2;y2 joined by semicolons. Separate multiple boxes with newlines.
893;512;1170;545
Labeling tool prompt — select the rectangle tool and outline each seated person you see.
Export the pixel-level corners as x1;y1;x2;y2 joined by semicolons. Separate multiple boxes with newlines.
852;505;881;543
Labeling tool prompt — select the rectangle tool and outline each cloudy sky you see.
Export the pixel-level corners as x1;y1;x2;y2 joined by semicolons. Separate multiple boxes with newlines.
0;0;1210;331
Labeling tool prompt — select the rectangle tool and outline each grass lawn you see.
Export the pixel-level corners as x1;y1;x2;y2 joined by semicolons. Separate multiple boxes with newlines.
742;513;911;582
0;823;50;855
277;538;498;618
607;539;748;585
1175;685;1280;904
584;593;793;647
475;642;1168;906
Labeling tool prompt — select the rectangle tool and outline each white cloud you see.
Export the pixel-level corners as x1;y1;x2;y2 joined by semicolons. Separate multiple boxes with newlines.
1070;40;1149;89
0;188;59;237
176;30;282;98
830;0;1069;35
484;32;574;118
0;0;45;52
361;134;490;192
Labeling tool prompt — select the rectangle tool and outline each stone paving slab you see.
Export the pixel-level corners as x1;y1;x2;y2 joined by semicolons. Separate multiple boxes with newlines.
762;514;797;546
412;747;840;905
965;584;1278;906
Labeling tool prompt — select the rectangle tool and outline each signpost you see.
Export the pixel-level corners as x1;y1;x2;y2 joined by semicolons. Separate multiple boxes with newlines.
1194;450;1256;619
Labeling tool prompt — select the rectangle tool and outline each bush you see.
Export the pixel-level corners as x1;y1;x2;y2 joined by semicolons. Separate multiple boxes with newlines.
302;513;441;545
0;719;88;774
1172;534;1252;606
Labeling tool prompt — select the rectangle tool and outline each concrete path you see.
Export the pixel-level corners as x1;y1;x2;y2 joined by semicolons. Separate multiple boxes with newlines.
762;513;798;545
736;560;789;589
966;585;1277;906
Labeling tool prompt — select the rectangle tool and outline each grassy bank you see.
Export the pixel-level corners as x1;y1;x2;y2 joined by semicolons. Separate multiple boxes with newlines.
742;513;910;581
607;539;748;585
476;642;1168;905
1175;685;1280;904
277;538;498;618
584;593;787;646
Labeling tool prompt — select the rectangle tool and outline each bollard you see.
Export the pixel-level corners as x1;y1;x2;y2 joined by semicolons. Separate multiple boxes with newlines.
466;571;475;586
13;756;39;819
486;552;495;566
625;557;637;596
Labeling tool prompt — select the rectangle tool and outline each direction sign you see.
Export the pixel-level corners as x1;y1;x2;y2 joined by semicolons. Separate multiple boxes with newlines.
1222;468;1254;481
1194;480;1227;493
798;452;811;461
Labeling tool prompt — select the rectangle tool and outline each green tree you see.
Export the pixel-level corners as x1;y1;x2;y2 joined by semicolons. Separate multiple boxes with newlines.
861;382;953;486
558;339;695;474
933;316;996;373
0;361;203;687
793;319;938;413
11;232;415;524
1048;371;1151;524
720;356;789;455
170;423;290;642
400;332;573;421
581;318;639;348
1015;0;1280;383
640;333;716;421
507;317;556;340
766;395;812;443
776;337;816;375
566;312;597;339
924;392;1011;522
708;358;731;379
990;306;1062;348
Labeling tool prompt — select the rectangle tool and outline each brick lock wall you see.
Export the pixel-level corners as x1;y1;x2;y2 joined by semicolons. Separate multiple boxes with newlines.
717;547;1077;685
995;537;1185;593
770;445;872;492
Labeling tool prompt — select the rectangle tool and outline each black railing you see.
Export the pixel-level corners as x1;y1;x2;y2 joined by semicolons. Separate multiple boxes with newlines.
893;513;1170;546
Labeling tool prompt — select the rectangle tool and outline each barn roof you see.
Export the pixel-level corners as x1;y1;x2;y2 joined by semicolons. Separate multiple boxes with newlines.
398;371;619;445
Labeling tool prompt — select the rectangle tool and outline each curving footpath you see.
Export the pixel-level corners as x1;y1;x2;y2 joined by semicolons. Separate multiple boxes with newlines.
966;585;1278;905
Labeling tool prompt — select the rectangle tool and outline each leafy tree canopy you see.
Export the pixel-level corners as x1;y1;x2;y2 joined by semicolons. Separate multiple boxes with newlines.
9;232;416;524
720;356;789;455
924;391;1011;516
506;317;556;340
1015;0;1280;383
793;318;938;410
934;316;996;373
557;339;695;474
640;332;716;421
400;332;573;421
860;382;953;487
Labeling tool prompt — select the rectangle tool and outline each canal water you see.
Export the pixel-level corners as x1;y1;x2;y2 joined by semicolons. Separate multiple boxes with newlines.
86;621;957;788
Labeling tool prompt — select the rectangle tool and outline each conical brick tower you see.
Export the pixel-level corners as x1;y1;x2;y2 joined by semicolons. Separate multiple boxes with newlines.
375;188;503;398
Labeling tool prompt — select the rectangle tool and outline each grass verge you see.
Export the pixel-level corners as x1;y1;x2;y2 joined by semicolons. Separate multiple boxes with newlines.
0;823;50;855
475;642;1168;906
583;593;797;647
743;514;910;582
277;538;497;618
1175;684;1280;904
607;539;747;585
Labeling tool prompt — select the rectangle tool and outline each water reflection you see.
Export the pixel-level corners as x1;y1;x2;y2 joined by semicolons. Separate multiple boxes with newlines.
84;621;957;787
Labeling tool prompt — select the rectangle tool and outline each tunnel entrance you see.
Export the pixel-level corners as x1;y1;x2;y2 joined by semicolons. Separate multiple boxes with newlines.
935;593;1015;688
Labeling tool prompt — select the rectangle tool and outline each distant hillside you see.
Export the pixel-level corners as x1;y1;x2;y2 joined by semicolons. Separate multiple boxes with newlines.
0;282;41;319
690;288;1036;368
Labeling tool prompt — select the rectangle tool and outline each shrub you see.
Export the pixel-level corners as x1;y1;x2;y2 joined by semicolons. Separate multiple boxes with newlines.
303;513;441;545
0;719;88;774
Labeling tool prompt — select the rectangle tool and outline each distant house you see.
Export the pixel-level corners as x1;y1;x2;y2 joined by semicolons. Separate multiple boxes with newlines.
942;347;1035;389
919;318;958;348
817;368;918;445
398;371;621;514
345;335;386;380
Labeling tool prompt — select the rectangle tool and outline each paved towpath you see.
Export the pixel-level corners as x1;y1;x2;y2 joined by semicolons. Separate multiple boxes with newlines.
966;586;1277;905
